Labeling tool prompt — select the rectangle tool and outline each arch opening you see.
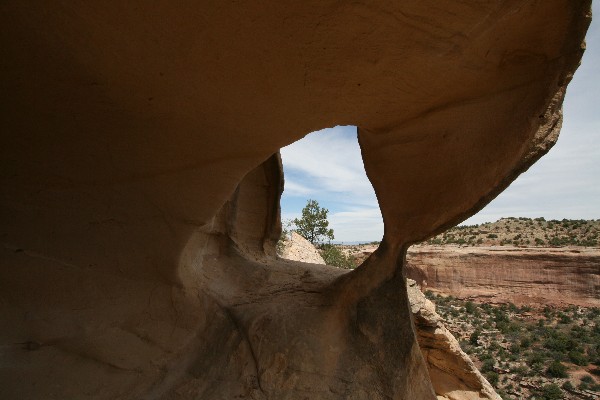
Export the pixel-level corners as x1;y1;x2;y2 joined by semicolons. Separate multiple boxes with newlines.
278;125;383;267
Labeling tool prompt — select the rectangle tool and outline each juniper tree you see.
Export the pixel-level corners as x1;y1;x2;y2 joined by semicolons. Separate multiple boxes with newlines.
293;199;334;245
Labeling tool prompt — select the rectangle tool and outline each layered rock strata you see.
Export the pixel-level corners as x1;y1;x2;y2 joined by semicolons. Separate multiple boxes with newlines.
407;280;501;400
406;246;600;307
0;1;591;399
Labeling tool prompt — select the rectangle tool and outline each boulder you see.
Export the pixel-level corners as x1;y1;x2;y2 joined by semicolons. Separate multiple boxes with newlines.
280;232;326;265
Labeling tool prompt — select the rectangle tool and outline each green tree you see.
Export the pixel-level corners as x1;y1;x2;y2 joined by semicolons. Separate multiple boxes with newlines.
537;384;564;400
485;371;499;386
320;244;356;269
469;329;481;345
293;199;334;245
465;301;476;314
546;361;568;378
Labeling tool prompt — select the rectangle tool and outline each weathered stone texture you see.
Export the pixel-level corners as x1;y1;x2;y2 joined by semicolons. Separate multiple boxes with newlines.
0;1;591;399
406;246;600;307
408;280;501;400
280;232;326;265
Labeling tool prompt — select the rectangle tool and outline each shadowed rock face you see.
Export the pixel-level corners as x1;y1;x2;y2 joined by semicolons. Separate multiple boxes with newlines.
282;237;501;400
0;2;591;399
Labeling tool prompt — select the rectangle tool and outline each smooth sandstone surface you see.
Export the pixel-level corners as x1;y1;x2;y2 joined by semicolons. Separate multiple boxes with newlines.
281;238;500;400
0;1;591;399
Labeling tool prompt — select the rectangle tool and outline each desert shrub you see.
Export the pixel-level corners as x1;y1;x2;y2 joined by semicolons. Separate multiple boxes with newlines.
537;384;564;400
544;333;577;353
493;309;510;325
465;301;476;314
528;352;545;365
481;359;495;373
511;365;528;375
546;361;568;378
485;371;499;386
558;313;572;324
489;341;501;352
561;381;574;391
568;350;588;366
578;381;591;391
509;343;520;354
319;244;355;269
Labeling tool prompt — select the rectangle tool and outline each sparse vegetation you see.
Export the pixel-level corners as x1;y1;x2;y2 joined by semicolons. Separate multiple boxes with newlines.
319;243;356;269
425;291;600;399
424;218;600;247
292;199;334;245
279;199;358;268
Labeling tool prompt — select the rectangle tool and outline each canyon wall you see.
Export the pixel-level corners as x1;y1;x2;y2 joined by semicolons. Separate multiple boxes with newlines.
0;1;591;399
406;246;600;307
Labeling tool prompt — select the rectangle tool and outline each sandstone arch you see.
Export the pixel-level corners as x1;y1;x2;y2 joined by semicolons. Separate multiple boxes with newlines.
0;1;591;399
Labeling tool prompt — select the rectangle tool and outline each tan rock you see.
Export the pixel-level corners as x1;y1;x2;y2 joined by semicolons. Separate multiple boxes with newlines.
281;240;495;400
406;246;600;307
0;1;591;399
280;232;326;265
408;280;502;400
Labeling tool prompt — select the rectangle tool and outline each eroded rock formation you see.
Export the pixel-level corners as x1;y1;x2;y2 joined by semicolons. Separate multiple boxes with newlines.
280;235;500;399
407;280;501;400
406;246;600;307
0;1;592;399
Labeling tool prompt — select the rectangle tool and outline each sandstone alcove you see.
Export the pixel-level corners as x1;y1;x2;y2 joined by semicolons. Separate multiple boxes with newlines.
0;1;592;399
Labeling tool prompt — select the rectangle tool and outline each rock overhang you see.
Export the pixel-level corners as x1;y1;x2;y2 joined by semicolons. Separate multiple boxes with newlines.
0;1;592;399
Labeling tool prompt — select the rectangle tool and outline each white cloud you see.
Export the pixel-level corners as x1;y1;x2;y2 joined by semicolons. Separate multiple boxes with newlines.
280;126;385;242
329;207;384;243
280;126;378;206
282;180;313;196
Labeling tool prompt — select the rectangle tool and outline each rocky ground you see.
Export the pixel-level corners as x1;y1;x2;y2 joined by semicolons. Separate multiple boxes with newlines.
427;294;600;400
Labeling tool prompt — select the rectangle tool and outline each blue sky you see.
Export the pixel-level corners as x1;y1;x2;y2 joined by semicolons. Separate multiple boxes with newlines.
281;8;600;243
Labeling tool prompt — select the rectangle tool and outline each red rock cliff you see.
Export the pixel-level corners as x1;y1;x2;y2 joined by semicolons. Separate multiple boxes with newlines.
406;246;600;307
